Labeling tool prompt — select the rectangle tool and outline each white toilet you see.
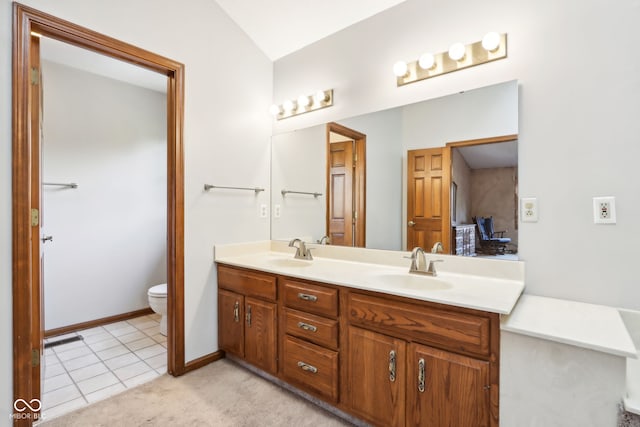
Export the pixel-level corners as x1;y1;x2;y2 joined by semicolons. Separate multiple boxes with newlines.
148;283;167;336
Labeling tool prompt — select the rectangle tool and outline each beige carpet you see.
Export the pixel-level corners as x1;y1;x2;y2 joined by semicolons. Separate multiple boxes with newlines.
40;359;352;426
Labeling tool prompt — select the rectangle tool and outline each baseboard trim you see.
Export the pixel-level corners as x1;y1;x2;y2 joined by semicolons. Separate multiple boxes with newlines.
44;307;154;338
184;350;225;373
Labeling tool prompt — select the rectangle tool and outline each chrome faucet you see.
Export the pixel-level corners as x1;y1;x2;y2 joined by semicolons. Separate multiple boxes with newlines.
317;235;330;245
431;242;444;254
288;238;313;260
408;246;443;276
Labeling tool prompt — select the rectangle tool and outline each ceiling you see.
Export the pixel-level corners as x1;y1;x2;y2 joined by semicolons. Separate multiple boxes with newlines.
457;141;518;169
213;0;407;60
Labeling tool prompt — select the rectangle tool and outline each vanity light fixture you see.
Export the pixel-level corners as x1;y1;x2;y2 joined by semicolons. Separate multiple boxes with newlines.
395;32;507;87
271;89;333;120
418;53;436;70
448;42;466;61
393;60;409;77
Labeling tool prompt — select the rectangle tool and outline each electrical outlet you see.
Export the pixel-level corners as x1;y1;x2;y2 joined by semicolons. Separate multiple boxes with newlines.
593;196;616;224
274;204;281;218
520;197;538;222
259;204;268;218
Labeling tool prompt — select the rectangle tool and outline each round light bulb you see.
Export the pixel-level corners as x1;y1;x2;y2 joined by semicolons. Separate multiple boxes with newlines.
418;53;435;70
269;104;281;116
482;32;501;52
314;90;328;104
283;99;295;113
297;95;311;108
448;42;466;61
393;60;408;77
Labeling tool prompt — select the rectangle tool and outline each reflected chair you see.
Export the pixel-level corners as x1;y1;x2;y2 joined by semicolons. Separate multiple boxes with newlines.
473;216;511;255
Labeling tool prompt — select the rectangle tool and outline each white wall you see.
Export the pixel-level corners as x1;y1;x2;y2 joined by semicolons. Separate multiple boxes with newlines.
42;60;167;330
0;0;272;418
338;108;403;250
271;125;326;242
273;0;640;311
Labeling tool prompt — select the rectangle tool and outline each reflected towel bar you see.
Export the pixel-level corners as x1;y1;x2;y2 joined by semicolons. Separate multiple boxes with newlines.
204;184;264;194
281;189;322;198
43;182;78;189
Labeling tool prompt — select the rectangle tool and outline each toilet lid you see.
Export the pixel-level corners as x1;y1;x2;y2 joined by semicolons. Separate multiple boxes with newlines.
148;283;167;297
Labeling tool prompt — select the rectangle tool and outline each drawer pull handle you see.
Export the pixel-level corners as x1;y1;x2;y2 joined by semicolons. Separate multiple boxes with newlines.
418;358;426;393
297;361;318;374
297;293;318;302
389;350;396;382
246;305;252;326
233;301;240;323
297;322;318;332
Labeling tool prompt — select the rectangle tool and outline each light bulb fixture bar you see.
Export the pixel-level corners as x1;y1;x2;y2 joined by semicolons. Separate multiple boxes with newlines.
270;89;334;120
394;32;507;87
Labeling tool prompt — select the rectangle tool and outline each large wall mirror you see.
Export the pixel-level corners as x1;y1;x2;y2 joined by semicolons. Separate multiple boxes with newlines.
271;80;518;259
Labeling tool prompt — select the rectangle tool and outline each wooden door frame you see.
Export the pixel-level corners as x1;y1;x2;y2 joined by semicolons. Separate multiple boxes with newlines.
444;134;518;252
12;3;185;422
326;122;366;247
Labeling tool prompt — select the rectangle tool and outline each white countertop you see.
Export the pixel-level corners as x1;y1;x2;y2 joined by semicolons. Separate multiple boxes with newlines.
501;294;637;358
214;241;525;315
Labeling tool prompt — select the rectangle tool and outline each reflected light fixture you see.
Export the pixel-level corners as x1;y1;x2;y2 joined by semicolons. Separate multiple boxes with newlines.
395;32;507;87
283;99;296;113
271;89;333;120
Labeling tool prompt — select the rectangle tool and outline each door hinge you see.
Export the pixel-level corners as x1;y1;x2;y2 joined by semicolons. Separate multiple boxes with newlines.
31;349;40;367
31;208;39;227
31;67;39;85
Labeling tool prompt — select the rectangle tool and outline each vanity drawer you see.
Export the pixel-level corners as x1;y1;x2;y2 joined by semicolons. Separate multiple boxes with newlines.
218;265;276;301
348;293;490;357
282;336;339;402
283;280;338;318
284;309;339;350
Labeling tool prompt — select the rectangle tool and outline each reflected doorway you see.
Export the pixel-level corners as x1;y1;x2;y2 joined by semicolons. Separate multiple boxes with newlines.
326;123;366;247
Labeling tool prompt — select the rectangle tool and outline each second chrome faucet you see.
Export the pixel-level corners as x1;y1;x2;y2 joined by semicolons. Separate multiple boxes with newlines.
408;246;443;276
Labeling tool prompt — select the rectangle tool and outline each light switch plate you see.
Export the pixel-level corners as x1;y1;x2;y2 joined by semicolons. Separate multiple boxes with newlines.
593;196;616;224
521;197;538;222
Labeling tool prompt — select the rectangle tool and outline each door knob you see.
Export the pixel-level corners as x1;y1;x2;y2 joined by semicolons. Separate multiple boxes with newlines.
408;221;415;227
41;235;53;243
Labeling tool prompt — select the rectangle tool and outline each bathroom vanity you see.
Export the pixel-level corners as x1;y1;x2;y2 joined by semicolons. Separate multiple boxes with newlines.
215;241;524;427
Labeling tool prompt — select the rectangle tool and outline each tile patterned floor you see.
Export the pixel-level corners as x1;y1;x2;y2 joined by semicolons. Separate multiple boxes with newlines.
40;313;167;421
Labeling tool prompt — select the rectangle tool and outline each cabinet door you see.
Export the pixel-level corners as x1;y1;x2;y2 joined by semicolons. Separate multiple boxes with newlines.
245;297;277;375
346;326;406;427
218;289;244;357
408;343;489;427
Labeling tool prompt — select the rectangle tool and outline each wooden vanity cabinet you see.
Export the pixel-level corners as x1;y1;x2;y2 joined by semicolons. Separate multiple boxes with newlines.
346;291;498;427
280;278;340;402
217;266;277;375
217;264;499;427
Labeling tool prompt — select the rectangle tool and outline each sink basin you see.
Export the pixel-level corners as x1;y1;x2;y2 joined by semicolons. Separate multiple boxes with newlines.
266;258;313;268
371;273;452;291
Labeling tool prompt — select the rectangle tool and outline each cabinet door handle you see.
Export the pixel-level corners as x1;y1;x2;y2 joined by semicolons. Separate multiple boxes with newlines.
297;322;318;332
418;358;426;393
297;293;318;302
233;301;240;323
297;361;318;374
246;305;252;326
389;350;396;382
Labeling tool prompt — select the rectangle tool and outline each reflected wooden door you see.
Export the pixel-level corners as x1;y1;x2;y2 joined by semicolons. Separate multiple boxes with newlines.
328;141;354;246
407;148;450;252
